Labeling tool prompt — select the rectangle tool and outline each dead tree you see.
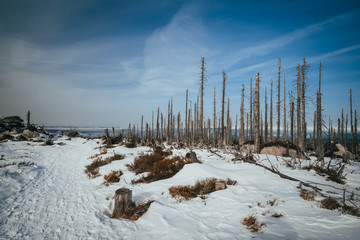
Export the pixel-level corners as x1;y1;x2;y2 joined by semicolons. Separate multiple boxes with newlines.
156;107;160;140
270;79;273;141
265;86;268;142
313;111;316;149
177;112;181;144
213;86;217;147
290;101;294;143
207;119;211;145
297;64;303;150
167;100;170;144
316;62;324;167
240;84;245;146
277;57;281;140
200;57;205;147
250;77;253;141
341;108;344;145
350;88;354;153
27;110;31;126
161;113;164;142
283;74;287;141
221;70;227;146
141;115;144;138
254;73;260;153
185;89;188;145
301;57;307;150
235;114;238;141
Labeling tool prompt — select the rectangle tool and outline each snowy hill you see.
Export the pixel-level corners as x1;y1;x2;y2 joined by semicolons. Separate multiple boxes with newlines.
1;137;359;239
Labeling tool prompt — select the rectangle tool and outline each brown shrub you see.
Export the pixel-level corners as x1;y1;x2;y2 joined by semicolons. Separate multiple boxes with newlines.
169;177;236;201
320;197;340;210
242;215;265;232
85;153;125;178
300;189;316;201
342;204;360;217
226;178;238;186
127;153;163;175
302;165;345;184
113;200;154;221
103;170;123;186
132;156;189;184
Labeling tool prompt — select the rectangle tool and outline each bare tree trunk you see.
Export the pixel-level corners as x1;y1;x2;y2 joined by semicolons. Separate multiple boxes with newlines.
345;114;348;149
235;114;238;142
27;110;31;126
290;101;294;143
167;100;170;144
156;107;160;140
277;58;281;140
240;84;245;146
297;64;303;150
227;97;230;145
301;57;307;150
261;112;264;144
250;77;253;141
254;73;260;153
355;110;358;156
177;112;181;144
246;113;249;142
171;98;174;143
270;79;273;141
328;116;331;142
313;111;316;149
337;118;341;143
196;96;199;144
185;89;188;146
265;86;268;142
188;107;191;145
194;100;198;144
207;119;211;145
350;88;354;153
221;70;227;146
161;113;163;142
141;115;144;138
341;108;344;145
283;74;287;141
213;86;217;147
317;61;324;167
200;58;205;147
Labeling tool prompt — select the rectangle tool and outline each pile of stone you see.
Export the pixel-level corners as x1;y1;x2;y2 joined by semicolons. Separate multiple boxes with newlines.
0;116;47;141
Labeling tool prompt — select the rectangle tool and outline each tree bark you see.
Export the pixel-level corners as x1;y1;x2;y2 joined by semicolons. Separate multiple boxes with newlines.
277;58;281;140
254;73;260;153
221;70;227;146
112;188;132;218
240;84;245;146
270;79;273;141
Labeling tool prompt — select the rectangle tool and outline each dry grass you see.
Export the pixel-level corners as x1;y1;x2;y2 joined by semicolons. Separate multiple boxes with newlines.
103;170;123;186
302;165;345;184
300;189;316;201
242;215;265;233
320;197;340;210
85;153;125;178
127;146;191;184
169;177;237;201
113;200;154;221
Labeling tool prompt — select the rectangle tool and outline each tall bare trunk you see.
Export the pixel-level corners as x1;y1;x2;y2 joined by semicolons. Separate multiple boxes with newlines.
350;88;354;153
345;114;348;149
283;74;287;141
167;100;170;144
240;84;245;146
221;70;227;146
213;86;217;147
316;61;323;167
177;112;181;144
297;64;302;149
185;89;188;145
254;73;260;152
265;86;268;142
235;114;238;142
250;78;253;141
270;79;273;141
161;113;163;142
277;58;281;140
290;101;294;143
141;115;144;138
200;57;205;147
341;108;344;145
301;57;307;150
313;111;316;149
156;107;159;140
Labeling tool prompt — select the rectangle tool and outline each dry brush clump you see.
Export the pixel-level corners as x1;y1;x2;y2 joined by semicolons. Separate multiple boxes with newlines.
113;200;154;221
103;170;123;186
127;146;190;184
242;215;266;233
300;189;316;201
320;196;340;210
169;177;237;201
302;164;346;184
85;153;125;178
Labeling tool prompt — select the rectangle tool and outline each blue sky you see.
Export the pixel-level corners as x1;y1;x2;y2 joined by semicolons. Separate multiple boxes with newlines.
0;0;359;129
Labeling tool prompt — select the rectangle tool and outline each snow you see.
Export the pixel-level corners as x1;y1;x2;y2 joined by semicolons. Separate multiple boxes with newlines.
1;138;359;239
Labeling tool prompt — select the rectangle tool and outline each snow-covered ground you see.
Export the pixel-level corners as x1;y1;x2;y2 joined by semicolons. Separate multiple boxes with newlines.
1;137;359;240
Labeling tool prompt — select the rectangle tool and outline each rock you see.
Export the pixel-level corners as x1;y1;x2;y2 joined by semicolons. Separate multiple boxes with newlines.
259;140;307;159
67;131;82;138
324;142;354;160
21;129;40;139
0;116;25;133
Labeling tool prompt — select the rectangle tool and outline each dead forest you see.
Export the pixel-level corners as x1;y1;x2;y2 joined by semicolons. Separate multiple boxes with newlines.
111;57;359;160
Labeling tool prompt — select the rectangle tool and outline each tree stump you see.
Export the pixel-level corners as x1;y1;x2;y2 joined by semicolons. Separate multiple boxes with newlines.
105;129;111;145
112;188;132;218
186;151;200;163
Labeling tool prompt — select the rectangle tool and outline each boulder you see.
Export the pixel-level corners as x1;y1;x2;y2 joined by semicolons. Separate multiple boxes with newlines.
21;129;40;139
259;141;307;159
324;142;354;160
186;151;201;163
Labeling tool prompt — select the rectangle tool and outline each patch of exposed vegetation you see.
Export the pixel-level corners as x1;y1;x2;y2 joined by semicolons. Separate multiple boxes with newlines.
302;165;346;184
103;170;123;186
113;200;154;221
85;153;125;178
242;215;266;233
300;189;316;201
168;177;237;201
